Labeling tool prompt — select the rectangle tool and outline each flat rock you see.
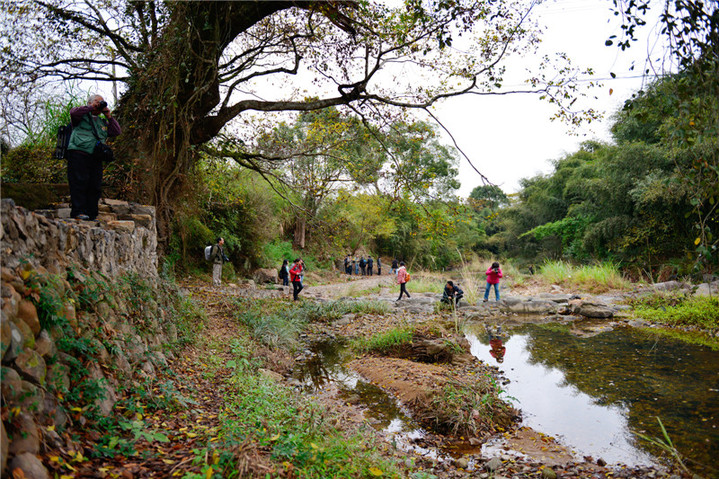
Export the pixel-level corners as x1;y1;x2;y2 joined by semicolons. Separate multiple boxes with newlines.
503;300;558;315
14;349;46;385
107;220;135;233
573;302;614;318
485;457;503;471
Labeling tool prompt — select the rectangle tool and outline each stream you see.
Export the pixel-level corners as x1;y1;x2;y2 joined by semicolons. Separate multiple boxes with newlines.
295;322;719;475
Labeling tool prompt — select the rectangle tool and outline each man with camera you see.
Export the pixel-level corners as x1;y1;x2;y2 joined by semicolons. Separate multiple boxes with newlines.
67;94;121;221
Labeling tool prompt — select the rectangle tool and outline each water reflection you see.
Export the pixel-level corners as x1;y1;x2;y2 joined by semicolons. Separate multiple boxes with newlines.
465;322;719;473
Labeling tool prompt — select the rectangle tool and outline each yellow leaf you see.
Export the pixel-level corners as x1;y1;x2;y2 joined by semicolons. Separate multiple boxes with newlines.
368;467;383;476
163;459;175;465
20;270;31;280
186;432;198;438
205;466;213;479
47;425;55;432
695;237;701;245
70;407;83;413
310;443;318;449
270;434;280;441
48;456;61;463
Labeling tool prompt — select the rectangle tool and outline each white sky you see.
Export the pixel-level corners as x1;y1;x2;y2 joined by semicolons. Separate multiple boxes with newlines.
433;0;667;197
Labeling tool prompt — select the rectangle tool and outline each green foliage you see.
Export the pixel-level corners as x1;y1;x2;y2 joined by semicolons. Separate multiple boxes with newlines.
538;260;631;292
350;328;414;354
631;295;719;329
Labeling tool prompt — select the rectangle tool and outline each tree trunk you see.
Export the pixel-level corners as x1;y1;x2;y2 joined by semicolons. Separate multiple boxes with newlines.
294;216;307;250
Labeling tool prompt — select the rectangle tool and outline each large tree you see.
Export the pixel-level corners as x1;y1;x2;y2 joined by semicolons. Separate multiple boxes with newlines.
2;0;591;244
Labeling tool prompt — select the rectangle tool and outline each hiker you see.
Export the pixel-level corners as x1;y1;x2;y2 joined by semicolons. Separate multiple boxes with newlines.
376;257;382;275
441;280;464;306
391;258;399;274
67;94;121;220
210;238;229;287
290;258;304;301
483;261;503;302
360;256;366;275
396;261;411;300
279;259;289;286
344;255;350;274
367;256;374;276
355;257;360;275
487;325;506;363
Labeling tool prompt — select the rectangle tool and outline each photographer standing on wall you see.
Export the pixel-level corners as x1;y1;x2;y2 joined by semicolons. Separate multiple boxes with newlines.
67;94;121;220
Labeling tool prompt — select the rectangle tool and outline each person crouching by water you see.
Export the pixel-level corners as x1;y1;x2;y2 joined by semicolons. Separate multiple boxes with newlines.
441;280;464;306
210;238;229;287
483;261;503;302
396;262;410;301
290;258;304;301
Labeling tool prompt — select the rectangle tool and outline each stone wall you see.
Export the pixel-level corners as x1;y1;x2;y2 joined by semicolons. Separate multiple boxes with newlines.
0;199;180;477
1;198;158;278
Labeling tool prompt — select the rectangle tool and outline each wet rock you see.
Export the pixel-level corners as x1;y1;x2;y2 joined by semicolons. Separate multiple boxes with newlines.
9;453;50;479
14;349;46;385
485;457;502;471
454;457;469;469
8;412;40;455
541;467;558;479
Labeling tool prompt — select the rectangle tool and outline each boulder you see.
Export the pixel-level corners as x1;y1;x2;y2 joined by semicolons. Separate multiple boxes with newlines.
46;363;70;395
16;300;40;336
14;349;46;385
106;220;135;233
694;282;718;297
253;268;278;284
9;453;50;479
8;413;40;455
34;330;55;358
1;420;7;473
1;318;11;358
651;281;691;292
503;300;558;315
572;302;614;318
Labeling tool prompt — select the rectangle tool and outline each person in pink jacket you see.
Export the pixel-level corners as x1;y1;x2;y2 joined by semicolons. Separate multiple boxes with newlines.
483;262;503;302
396;262;411;301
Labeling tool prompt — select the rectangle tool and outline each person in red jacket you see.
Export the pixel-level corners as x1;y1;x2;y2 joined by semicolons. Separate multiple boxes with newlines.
396;261;410;301
483;261;503;302
289;258;304;301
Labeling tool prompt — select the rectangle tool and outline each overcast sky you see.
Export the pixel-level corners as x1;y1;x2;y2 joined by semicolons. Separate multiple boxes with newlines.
433;0;667;197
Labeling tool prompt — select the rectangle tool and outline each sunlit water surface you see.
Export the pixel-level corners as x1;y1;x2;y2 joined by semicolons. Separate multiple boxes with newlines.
465;322;719;474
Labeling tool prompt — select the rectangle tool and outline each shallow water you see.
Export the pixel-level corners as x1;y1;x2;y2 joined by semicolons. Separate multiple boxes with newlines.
465;322;719;474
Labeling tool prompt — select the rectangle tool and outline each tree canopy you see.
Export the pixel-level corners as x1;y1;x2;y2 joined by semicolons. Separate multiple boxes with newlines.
1;0;594;244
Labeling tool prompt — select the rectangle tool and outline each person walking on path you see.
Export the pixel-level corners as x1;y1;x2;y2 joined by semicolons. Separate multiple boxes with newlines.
344;255;350;274
355;258;360;275
441;280;464;306
396;262;411;300
279;259;290;286
376;257;382;275
367;256;374;276
359;256;366;275
290;258;304;301
67;94;121;220
483;262;503;302
391;258;399;274
210;238;229;287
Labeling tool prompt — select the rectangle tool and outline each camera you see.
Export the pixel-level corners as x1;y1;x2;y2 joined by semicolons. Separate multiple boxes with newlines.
98;100;108;109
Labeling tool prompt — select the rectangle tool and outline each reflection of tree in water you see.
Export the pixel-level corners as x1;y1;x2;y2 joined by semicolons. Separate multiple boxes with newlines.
519;324;719;473
298;339;349;389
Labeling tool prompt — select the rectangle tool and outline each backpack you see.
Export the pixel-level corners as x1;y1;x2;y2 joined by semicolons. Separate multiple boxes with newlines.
405;272;411;282
54;122;73;160
204;245;213;261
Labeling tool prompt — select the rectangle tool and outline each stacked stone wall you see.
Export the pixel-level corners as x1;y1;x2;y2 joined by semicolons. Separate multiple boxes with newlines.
0;199;180;477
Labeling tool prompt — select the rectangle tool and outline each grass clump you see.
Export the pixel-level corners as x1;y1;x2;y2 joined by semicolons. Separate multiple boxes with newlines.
350;327;414;354
427;374;516;437
539;260;631;292
630;295;719;329
204;367;403;478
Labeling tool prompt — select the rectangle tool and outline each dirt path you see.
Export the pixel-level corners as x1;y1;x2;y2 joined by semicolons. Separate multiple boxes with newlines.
303;273;395;299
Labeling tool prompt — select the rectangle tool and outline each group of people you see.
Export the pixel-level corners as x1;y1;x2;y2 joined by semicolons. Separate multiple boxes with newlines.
343;255;381;276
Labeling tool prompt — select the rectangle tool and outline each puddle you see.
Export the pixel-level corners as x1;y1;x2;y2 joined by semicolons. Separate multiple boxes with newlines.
293;339;444;460
465;322;719;473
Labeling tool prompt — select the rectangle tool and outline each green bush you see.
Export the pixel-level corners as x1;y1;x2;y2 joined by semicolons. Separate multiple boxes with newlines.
632;295;719;329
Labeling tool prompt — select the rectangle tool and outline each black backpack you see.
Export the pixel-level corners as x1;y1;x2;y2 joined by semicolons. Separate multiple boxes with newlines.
54;122;73;160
